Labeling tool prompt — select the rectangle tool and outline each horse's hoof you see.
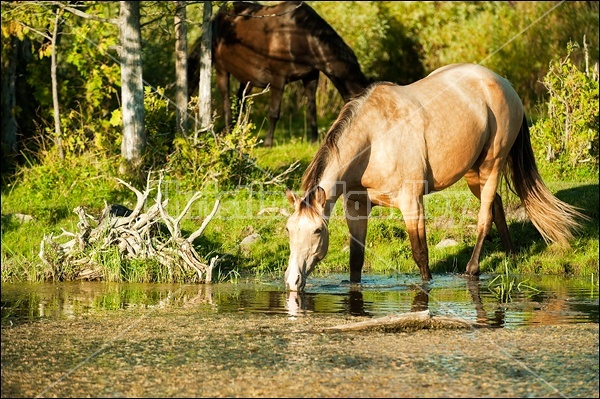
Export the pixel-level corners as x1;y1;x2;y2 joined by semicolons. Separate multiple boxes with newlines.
464;270;480;277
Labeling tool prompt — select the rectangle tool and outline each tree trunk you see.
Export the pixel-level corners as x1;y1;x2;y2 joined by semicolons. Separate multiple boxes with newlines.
1;36;19;175
195;0;213;142
174;1;189;135
51;8;64;159
119;1;146;176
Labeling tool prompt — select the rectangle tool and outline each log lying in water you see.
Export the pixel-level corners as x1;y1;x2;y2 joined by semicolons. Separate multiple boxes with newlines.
322;310;489;333
38;172;219;283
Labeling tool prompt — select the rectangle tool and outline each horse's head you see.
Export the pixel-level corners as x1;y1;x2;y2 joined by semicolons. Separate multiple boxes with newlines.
284;187;329;291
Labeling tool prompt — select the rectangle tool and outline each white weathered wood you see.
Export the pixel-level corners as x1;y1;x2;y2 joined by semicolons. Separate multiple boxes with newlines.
322;310;488;332
39;173;219;283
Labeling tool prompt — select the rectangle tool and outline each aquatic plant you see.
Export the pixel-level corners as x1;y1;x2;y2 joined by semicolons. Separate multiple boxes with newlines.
487;260;541;302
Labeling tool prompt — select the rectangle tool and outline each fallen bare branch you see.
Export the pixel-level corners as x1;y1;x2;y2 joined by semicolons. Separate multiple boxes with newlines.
188;199;220;243
257;161;301;186
321;310;489;333
39;172;220;283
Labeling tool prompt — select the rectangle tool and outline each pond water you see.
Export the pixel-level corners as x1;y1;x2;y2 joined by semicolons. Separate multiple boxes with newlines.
2;273;598;327
2;273;599;398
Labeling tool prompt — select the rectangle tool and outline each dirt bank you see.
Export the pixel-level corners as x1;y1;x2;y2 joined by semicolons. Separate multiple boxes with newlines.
1;307;598;398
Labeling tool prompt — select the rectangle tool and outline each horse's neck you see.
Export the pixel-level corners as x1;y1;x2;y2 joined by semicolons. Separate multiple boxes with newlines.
327;71;367;101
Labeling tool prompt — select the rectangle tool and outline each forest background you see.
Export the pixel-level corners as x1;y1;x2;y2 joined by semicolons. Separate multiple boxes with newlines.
1;1;598;283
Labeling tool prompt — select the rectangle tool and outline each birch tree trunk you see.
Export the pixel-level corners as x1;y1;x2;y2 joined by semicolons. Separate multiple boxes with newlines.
51;8;64;159
174;1;188;135
119;1;146;176
195;0;213;142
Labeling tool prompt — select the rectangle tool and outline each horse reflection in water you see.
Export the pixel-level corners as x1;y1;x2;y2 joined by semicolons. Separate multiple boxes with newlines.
287;287;370;316
285;281;507;328
286;290;369;317
466;276;506;327
284;63;586;292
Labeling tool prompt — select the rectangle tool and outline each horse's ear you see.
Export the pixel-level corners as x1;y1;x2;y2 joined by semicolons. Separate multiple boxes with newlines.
285;188;300;207
313;186;326;208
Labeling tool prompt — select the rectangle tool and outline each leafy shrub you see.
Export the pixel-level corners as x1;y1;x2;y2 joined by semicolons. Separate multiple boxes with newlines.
166;96;262;191
530;42;599;176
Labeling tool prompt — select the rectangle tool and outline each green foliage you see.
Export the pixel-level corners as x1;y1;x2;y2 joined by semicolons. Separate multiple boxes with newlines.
305;1;599;115
312;2;390;80
487;260;541;303
530;42;599;176
143;86;176;167
166;96;261;191
58;14;121;156
3;1;599;171
2;1;599;284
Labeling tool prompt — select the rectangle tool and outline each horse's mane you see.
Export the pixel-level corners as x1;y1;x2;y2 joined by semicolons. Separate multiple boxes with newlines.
301;82;383;192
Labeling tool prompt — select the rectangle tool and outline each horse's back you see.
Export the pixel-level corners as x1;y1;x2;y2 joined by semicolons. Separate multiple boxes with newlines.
360;64;524;191
213;1;357;86
422;63;522;110
401;63;523;139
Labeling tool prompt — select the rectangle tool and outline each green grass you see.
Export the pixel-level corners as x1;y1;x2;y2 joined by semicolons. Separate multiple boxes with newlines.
1;143;598;283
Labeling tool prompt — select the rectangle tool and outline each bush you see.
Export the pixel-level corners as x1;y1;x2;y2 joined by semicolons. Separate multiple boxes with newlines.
166;95;262;191
530;42;599;177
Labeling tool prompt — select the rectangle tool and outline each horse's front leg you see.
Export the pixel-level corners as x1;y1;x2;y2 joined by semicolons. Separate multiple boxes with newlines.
465;199;494;276
344;197;370;283
399;194;432;281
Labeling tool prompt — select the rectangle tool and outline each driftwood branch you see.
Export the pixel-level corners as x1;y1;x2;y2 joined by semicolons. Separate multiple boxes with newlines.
39;173;219;283
257;160;301;186
321;310;489;333
188;199;220;243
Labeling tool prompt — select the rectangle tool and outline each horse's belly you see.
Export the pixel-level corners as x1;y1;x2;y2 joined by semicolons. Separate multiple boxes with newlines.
216;43;314;87
216;47;274;86
427;127;489;190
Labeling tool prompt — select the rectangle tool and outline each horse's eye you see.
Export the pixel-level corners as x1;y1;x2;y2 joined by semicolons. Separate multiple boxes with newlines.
314;228;322;235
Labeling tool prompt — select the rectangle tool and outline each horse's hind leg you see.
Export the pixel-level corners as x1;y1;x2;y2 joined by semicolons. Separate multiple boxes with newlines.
264;83;285;147
465;170;515;258
464;166;506;276
491;194;515;257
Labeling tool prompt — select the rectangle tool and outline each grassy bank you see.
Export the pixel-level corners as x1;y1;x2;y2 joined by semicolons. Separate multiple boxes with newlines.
1;140;598;283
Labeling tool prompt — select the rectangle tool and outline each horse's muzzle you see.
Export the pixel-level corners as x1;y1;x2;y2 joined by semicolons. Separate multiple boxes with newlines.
285;266;306;292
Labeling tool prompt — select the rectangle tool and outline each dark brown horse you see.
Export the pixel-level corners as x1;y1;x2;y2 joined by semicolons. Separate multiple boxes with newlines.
188;1;369;146
284;63;587;291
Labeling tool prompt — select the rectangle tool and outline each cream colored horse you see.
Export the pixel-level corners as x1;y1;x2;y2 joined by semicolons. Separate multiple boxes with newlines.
284;63;585;292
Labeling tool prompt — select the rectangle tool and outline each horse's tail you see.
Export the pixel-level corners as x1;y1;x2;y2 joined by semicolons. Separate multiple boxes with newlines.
505;114;587;245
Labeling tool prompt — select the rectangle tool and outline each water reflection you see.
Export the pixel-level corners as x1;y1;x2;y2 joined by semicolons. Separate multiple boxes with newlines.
1;274;598;327
466;277;506;327
286;288;372;316
410;283;430;312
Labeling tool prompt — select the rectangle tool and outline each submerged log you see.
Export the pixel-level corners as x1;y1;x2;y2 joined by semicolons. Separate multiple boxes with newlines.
39;172;219;283
322;310;490;333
